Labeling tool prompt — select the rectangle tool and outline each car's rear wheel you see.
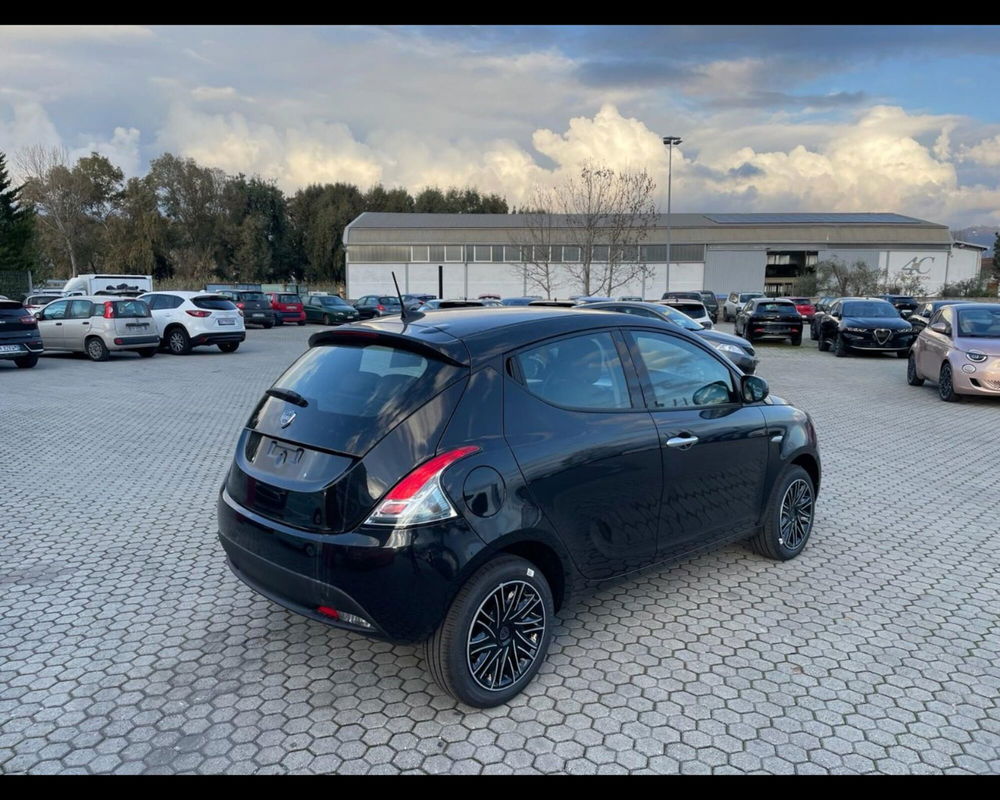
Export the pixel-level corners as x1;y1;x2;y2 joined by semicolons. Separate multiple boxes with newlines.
817;334;830;352
14;354;38;368
790;334;802;346
939;362;961;402
425;554;554;708
86;336;110;362
895;350;908;359
137;348;157;359
263;318;274;329
167;327;192;355
750;465;815;561
906;354;924;386
834;334;849;357
218;342;240;353
297;320;306;326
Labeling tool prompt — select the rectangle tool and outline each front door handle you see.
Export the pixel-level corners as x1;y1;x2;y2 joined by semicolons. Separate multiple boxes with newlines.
665;435;699;450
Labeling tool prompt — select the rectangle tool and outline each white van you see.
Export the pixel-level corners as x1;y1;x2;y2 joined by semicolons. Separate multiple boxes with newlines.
62;274;153;297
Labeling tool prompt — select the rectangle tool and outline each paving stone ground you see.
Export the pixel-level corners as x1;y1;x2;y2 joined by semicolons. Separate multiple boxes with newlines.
1;320;998;774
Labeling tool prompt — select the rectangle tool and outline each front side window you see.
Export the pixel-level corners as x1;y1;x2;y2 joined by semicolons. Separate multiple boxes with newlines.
627;331;735;410
514;332;631;410
42;300;69;320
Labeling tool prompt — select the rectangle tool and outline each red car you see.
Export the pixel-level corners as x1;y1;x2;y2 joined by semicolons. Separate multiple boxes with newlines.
787;297;816;321
266;292;306;325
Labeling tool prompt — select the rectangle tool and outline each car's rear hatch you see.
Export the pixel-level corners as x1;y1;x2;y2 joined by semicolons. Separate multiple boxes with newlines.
237;292;271;318
0;301;40;352
225;328;470;532
193;295;244;329
104;298;154;337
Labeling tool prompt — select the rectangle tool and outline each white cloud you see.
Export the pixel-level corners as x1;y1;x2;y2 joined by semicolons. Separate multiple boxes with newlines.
0;25;153;44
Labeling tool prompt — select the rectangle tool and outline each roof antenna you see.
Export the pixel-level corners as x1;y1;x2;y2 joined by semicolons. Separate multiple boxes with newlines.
393;271;422;324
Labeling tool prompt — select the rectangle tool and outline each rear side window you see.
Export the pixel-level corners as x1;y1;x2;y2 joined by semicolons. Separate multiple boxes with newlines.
264;343;466;453
628;331;735;409
192;297;237;311
515;332;631;410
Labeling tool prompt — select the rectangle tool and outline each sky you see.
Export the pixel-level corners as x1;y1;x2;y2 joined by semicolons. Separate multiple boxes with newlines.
3;24;1000;228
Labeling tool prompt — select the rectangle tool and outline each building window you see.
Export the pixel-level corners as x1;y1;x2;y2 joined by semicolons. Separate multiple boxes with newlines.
504;245;523;262
532;245;551;262
492;245;504;262
563;246;581;262
411;245;429;262
474;245;492;262
349;245;412;262
669;244;706;262
429;245;445;261
550;246;563;263
592;246;609;262
642;245;666;262
445;245;463;262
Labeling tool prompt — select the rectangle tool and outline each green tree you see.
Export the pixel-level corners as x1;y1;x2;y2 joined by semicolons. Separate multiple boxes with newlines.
363;184;414;213
103;176;172;278
0;151;38;273
288;183;364;284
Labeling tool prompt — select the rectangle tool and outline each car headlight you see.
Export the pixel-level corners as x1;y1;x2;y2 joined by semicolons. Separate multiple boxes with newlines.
845;327;867;333
714;343;744;355
966;350;988;363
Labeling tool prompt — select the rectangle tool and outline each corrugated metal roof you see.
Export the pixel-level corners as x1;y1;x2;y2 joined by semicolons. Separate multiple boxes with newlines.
704;212;927;225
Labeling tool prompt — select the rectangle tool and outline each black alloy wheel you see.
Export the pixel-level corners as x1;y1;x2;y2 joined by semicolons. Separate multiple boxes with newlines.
906;354;924;386
750;465;815;560
939;362;961;402
834;334;850;357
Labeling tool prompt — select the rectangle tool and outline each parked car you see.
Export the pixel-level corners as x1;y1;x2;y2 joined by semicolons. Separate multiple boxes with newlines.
581;300;759;373
501;297;542;306
139;291;246;355
723;291;765;322
572;296;616;305
23;293;67;315
809;297;840;340
402;294;437;311
215;290;276;328
878;294;919;318
354;295;403;320
815;297;915;358
478;294;501;300
304;294;361;325
528;299;577;308
907;303;1000;402
218;307;821;706
660;291;719;323
0;299;44;368
618;296;643;302
417;299;486;311
659;298;713;329
34;296;159;361
265;292;306;325
908;300;972;334
786;297;816;322
734;298;803;345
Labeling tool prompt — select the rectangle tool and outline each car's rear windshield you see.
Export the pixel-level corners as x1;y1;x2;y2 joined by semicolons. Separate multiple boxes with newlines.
279;294;301;303
757;302;798;314
192;296;238;311
378;297;402;306
239;292;265;301
110;299;152;318
0;302;26;315
956;308;1000;338
788;298;811;304
739;293;763;302
265;343;465;454
670;303;706;317
843;301;897;318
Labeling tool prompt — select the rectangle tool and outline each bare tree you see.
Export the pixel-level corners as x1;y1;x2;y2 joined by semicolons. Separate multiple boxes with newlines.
16;145;82;276
508;188;559;298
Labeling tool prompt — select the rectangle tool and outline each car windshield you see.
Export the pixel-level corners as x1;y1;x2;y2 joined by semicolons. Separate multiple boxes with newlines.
842;302;898;318
319;297;350;307
656;306;703;331
956;308;1000;338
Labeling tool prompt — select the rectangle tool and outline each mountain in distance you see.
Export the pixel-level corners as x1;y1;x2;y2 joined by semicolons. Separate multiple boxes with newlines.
951;226;997;248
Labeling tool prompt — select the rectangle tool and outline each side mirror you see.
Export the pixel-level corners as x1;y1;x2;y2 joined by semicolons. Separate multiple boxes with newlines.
741;374;769;403
930;321;951;335
34;311;42;320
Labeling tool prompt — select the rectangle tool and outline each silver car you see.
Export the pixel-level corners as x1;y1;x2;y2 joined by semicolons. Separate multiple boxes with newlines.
35;296;160;361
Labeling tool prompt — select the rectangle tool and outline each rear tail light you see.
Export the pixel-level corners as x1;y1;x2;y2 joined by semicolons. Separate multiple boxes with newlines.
103;301;115;319
236;302;245;309
19;315;36;326
377;304;385;311
364;446;480;527
316;607;372;629
186;310;211;317
114;338;124;345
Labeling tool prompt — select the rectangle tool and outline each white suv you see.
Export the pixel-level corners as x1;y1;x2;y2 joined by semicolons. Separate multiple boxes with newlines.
139;291;246;355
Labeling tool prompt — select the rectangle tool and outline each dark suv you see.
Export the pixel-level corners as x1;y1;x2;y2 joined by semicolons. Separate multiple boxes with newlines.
217;291;276;328
218;308;821;706
0;300;44;368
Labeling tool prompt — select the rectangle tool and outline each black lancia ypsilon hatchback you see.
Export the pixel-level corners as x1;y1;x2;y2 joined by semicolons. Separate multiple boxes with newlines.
218;307;821;707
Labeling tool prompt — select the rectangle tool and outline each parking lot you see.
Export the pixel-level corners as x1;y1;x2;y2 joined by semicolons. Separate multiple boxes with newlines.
1;321;998;774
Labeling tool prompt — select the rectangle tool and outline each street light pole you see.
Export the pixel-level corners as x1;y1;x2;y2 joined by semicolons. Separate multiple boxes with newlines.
662;136;682;293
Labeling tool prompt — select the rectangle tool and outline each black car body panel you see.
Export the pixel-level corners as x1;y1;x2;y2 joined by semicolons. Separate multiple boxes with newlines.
735;299;803;342
218;291;276;326
218;308;821;645
879;295;919;318
818;298;916;353
0;301;44;361
909;300;972;334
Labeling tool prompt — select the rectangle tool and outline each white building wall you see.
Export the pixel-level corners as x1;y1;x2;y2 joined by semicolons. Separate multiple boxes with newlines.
884;250;950;295
946;246;983;287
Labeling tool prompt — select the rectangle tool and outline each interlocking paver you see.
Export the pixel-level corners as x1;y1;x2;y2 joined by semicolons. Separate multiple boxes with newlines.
1;322;998;773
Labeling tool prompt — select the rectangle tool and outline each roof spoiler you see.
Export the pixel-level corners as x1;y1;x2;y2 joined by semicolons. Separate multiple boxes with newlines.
307;327;469;368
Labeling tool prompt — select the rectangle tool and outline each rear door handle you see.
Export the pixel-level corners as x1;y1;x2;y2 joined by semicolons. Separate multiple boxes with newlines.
665;435;699;450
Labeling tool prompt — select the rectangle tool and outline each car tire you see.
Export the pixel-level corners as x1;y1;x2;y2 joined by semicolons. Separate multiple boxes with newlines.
834;334;849;357
938;362;962;402
790;334;802;346
137;348;157;359
322;314;331;326
895;350;908;359
167;327;192;355
218;342;240;353
906;354;924;386
750;465;816;561
13;354;38;368
425;554;554;708
818;334;830;352
86;336;110;362
263;320;274;329
297;320;306;326
809;323;818;341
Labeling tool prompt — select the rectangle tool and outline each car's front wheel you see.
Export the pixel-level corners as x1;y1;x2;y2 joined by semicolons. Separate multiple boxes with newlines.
834;334;850;357
425;555;554;708
939;362;962;402
906;354;924;386
790;334;802;346
750;465;816;561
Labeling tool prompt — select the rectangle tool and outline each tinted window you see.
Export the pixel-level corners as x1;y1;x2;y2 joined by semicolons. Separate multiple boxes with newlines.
628;331;735;410
842;301;898;318
239;292;265;302
68;300;94;319
739;293;762;303
756;302;798;315
378;297;402;306
192;296;238;311
515;332;631;410
320;296;351;307
264;343;465;453
668;303;706;318
278;294;301;303
42;300;69;319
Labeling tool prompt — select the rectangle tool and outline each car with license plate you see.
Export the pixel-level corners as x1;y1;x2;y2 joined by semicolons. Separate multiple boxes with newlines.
266;293;306;326
218;307;821;707
215;290;277;328
139;291;246;355
34;296;159;361
304;294;361;325
816;297;915;358
660;298;713;329
786;297;816;322
735;298;803;345
907;303;1000;401
354;295;403;320
0;299;44;368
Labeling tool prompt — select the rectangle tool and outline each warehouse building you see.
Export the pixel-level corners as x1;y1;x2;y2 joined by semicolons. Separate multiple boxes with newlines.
344;212;984;299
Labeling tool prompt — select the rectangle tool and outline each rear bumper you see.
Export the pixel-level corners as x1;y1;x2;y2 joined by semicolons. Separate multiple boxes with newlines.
0;339;43;359
217;488;480;643
191;331;246;347
276;310;306;322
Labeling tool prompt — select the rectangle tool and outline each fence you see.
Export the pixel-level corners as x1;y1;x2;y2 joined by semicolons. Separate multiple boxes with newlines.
0;271;32;300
